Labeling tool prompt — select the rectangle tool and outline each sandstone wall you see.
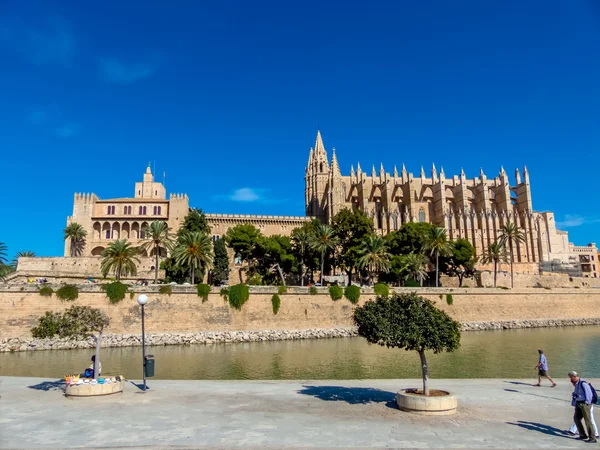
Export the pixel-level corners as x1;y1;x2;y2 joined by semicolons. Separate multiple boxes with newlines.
440;271;600;289
2;286;600;339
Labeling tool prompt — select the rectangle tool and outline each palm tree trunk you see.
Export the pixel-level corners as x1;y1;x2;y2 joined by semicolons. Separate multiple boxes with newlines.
435;253;439;288
418;349;429;396
300;255;305;287
191;266;195;285
320;251;325;285
509;238;514;288
493;260;497;288
154;244;159;284
116;266;121;281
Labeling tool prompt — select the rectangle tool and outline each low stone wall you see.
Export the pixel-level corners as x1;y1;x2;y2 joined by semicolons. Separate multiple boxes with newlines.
3;318;600;353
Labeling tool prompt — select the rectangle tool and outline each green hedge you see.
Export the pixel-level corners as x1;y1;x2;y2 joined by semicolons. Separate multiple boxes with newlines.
159;285;173;296
278;285;288;295
404;279;421;288
101;282;128;304
271;294;281;315
219;287;229;301
344;285;361;304
197;283;211;302
228;283;249;310
39;286;54;297
309;286;318;295
329;285;343;301
56;285;79;302
373;283;389;296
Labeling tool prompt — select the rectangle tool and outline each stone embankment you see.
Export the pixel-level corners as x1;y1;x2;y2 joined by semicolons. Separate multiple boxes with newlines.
2;318;600;352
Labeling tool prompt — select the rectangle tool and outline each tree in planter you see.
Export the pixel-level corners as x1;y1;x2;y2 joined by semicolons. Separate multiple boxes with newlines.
309;223;339;285
423;227;453;287
172;232;214;284
64;222;88;257
101;240;140;281
353;292;461;396
140;221;175;284
498;221;525;288
212;237;230;285
224;224;262;283
358;235;391;284
481;241;508;288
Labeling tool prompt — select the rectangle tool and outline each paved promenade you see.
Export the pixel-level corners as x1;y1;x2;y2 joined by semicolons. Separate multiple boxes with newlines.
0;376;596;449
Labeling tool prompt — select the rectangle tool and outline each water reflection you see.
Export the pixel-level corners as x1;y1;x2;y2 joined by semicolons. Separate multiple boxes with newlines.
1;326;599;380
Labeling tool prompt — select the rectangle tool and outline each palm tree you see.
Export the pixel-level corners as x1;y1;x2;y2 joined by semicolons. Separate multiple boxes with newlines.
172;232;214;284
481;241;508;288
498;221;526;288
0;242;7;266
423;227;453;287
140;221;175;284
291;228;311;286
309;224;339;285
64;223;88;257
358;235;391;284
101;240;140;281
11;251;35;270
400;253;429;286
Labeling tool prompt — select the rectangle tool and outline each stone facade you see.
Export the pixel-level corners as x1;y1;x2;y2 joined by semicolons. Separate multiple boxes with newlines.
305;131;590;269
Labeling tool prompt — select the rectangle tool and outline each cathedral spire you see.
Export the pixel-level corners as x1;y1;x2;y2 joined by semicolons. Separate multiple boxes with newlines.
331;147;341;177
357;162;362;175
420;166;425;179
393;165;398;178
401;163;407;182
515;167;521;184
432;163;437;181
523;165;530;183
372;165;377;178
314;130;326;156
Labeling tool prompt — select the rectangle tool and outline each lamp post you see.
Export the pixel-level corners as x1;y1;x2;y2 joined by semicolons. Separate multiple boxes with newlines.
137;294;148;392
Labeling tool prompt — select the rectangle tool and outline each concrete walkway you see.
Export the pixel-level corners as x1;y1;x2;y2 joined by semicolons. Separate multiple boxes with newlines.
0;376;596;449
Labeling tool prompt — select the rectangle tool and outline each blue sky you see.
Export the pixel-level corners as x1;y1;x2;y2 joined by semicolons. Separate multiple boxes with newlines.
1;0;599;259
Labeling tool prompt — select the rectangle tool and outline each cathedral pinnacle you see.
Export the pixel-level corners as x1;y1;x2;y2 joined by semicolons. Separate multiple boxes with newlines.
314;130;326;156
515;167;522;184
331;147;341;177
350;164;355;177
393;165;398;178
372;165;377;178
420;166;425;178
357;162;362;174
432;163;437;181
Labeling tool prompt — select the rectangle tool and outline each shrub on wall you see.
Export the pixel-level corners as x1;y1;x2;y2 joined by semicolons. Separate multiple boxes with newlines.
404;279;421;288
228;283;250;310
271;294;281;315
246;274;264;285
39;286;54;297
159;285;173;296
278;285;288;295
446;294;453;305
129;291;135;299
197;283;211;302
56;285;79;302
329;285;343;301
373;283;389;296
219;287;229;301
101;281;129;304
309;286;318;295
344;285;361;304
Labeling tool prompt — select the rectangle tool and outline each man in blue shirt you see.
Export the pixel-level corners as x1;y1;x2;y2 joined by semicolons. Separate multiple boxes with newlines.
569;370;597;443
535;349;556;387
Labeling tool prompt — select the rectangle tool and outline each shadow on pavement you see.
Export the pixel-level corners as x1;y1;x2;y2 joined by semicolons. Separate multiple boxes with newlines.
27;379;64;391
507;421;571;439
129;380;150;392
504;387;568;403
504;381;536;386
298;385;396;408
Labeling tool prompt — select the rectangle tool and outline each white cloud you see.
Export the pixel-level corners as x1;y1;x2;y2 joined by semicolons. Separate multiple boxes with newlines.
99;59;156;84
0;16;75;66
54;122;81;138
230;188;263;202
557;215;600;228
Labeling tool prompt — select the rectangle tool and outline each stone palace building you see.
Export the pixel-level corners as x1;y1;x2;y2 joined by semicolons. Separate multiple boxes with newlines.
16;130;592;281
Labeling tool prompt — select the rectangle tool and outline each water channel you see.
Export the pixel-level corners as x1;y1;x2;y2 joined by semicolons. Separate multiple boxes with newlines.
2;327;599;380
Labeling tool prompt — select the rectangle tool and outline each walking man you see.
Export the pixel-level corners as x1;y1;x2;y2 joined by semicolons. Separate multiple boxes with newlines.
569;370;597;443
535;349;556;387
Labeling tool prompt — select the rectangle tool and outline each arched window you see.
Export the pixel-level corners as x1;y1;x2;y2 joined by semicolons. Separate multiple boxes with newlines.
153;206;157;215
418;208;426;223
157;206;161;215
139;206;143;215
143;206;147;215
111;206;116;215
320;162;323;172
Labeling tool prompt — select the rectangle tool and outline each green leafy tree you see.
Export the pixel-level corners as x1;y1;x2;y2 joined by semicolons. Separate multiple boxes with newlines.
309;224;339;285
481;241;508;288
140;221;175;283
253;235;295;285
498;221;526;288
423;227;453;287
212;237;230;285
354;293;461;396
178;208;211;236
441;239;477;287
385;222;434;256
64;222;88;257
172;232;214;284
224;224;262;283
101;240;140;280
358;235;391;284
291;226;311;286
400;253;429;286
331;209;375;285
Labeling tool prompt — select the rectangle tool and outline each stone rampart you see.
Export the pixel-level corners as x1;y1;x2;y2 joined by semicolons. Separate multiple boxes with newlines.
2;286;600;342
